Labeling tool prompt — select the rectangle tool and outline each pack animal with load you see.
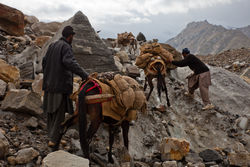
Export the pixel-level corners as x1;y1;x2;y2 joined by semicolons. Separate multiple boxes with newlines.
60;73;147;163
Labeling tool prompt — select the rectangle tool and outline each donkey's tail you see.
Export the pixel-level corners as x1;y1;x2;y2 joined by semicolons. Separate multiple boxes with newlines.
78;89;89;158
157;67;164;101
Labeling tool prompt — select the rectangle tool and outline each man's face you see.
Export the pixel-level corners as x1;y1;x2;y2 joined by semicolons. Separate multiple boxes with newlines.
182;53;187;57
68;34;74;44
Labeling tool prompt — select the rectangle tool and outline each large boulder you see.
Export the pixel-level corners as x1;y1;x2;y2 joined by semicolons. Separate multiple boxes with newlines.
42;150;89;167
15;147;39;164
7;46;41;79
172;66;250;115
199;149;222;162
0;131;9;159
31;21;61;36
0;59;20;83
0;3;24;36
228;152;250;166
39;11;117;73
0;79;7;98
24;15;39;26
136;32;146;42
32;73;43;97
240;67;250;84
160;138;190;161
1;89;43;115
35;36;51;48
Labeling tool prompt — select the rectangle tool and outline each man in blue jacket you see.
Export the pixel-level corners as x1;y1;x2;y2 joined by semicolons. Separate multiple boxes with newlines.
42;26;89;150
170;48;214;110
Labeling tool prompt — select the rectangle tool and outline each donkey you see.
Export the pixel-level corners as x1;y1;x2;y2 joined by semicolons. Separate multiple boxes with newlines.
61;79;130;163
144;60;170;107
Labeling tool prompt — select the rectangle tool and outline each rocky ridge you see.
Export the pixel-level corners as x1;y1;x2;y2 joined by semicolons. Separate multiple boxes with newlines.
167;20;250;55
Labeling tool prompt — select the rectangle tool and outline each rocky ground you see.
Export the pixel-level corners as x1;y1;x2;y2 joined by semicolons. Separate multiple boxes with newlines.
1;3;250;167
197;47;250;75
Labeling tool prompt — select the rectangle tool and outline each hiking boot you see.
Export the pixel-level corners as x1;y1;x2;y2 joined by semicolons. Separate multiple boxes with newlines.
202;104;215;110
184;92;194;98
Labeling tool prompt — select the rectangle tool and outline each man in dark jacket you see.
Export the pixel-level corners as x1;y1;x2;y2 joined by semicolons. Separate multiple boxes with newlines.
42;26;89;150
170;48;214;110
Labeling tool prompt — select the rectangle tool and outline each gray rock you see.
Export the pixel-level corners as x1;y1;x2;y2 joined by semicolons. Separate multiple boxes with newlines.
116;51;130;64
15;147;39;164
1;89;43;115
31;21;61;36
127;65;140;78
172;66;250;116
42;150;89;167
185;152;203;163
7;45;41;79
187;162;205;167
7;82;16;91
18;61;34;79
199;149;222;162
0;79;7;98
24;15;39;25
25;116;38;128
238;117;248;130
39;11;117;74
153;162;162;167
65;128;79;139
204;161;217;166
0;131;9;159
136;32;146;42
134;161;150;167
228;152;250;166
162;161;177;167
32;73;43;97
0;34;7;41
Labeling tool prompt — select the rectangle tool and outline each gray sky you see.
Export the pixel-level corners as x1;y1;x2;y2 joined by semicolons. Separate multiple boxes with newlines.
1;0;250;42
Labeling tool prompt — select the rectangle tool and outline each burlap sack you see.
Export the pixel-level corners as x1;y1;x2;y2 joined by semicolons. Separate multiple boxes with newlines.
145;59;166;76
161;50;173;62
122;76;140;89
114;74;129;92
135;53;153;69
121;87;135;110
126;109;137;121
140;43;152;54
152;43;162;54
160;43;182;69
108;79;123;107
133;90;146;110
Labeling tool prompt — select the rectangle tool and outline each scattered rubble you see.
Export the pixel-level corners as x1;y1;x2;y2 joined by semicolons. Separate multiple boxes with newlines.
0;3;249;167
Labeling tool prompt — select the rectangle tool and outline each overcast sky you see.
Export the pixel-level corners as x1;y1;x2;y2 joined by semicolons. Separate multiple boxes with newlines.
1;0;250;42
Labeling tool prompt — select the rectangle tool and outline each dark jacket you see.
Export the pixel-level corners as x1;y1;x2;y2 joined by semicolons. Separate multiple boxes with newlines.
172;54;209;75
42;37;88;94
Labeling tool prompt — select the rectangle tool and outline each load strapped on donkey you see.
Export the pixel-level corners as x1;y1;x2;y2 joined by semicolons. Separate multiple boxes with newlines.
61;73;147;162
116;32;137;54
135;42;182;105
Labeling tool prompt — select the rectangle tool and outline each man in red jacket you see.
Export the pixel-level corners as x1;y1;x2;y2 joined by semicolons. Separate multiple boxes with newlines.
170;48;214;110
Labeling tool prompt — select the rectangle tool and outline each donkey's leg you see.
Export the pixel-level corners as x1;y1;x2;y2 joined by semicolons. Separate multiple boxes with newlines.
108;125;115;163
147;77;154;101
86;105;102;145
162;77;170;107
144;77;148;91
121;120;130;149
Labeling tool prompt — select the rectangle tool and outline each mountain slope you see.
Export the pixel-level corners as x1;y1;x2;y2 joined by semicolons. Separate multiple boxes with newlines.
167;20;250;55
237;25;250;38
